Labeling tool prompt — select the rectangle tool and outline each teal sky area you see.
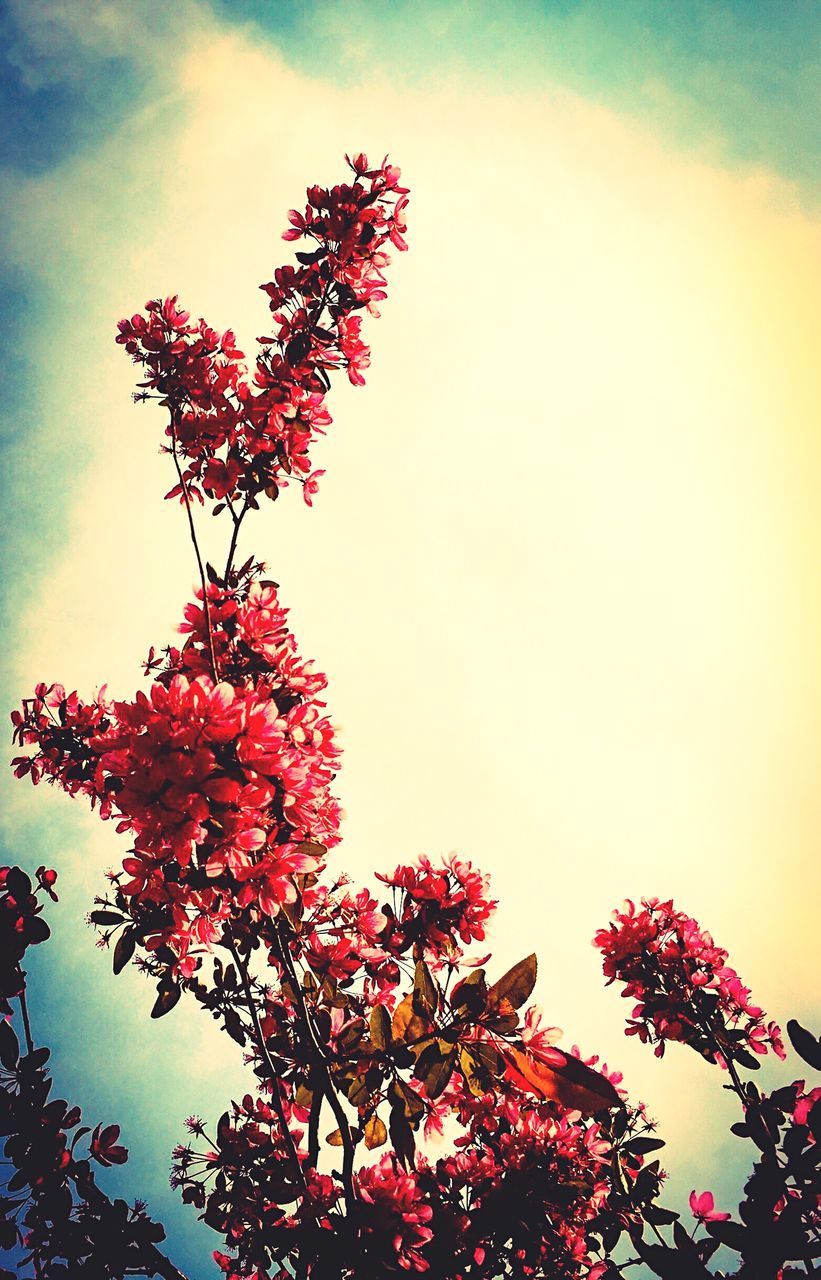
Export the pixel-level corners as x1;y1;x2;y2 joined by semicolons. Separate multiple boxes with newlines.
215;0;821;196
1;2;819;1276
1;0;818;623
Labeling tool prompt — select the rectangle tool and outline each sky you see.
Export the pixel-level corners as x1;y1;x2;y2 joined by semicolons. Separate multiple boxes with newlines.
1;0;820;1274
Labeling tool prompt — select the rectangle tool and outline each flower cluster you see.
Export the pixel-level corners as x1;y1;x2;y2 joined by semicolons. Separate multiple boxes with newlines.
376;854;497;964
594;897;786;1067
11;571;341;979
116;154;409;511
174;1069;654;1280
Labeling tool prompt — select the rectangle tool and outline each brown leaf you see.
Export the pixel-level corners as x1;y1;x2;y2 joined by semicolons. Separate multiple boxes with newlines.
325;1128;344;1146
504;1046;621;1115
392;992;431;1043
424;1050;456;1100
450;969;488;1016
364;1115;388;1150
389;1105;415;1169
413;960;438;1015
370;1003;392;1051
389;1078;426;1121
487;954;537;1011
459;1041;504;1097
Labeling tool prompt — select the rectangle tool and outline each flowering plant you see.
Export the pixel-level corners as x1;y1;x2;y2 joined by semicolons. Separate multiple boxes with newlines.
4;156;819;1279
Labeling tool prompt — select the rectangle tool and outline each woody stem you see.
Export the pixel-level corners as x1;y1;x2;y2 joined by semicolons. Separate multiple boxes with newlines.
169;412;220;681
226;935;307;1194
273;923;357;1209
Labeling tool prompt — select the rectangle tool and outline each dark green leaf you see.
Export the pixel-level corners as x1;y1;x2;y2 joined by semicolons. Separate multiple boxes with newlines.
151;981;181;1019
706;1220;748;1251
0;1021;19;1070
113;929;136;975
625;1136;666;1155
787;1019;821;1071
389;1104;415;1169
89;910;125;927
5;868;31;903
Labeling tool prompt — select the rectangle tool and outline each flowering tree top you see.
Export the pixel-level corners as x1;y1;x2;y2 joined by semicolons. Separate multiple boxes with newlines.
4;153;819;1280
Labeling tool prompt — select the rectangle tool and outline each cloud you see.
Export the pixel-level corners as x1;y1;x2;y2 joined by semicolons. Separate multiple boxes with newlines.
2;0;205;88
3;5;820;1264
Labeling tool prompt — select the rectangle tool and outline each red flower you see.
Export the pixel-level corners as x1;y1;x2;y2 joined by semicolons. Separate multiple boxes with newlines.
689;1189;730;1223
90;1123;129;1167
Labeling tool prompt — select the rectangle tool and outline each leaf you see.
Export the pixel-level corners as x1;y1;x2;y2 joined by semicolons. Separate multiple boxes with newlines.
487;954;537;1011
417;1041;457;1100
641;1244;711;1279
450;969;487;1016
27;916;50;945
0;1021;19;1071
364;1115;387;1150
294;1083;314;1110
388;1105;416;1169
346;1076;372;1111
89;910;125;927
705;1220;748;1252
644;1205;680;1225
504;1046;621;1115
336;1018;366;1055
223;1009;246;1046
413;961;438;1016
787;1019;821;1071
150;981;181;1019
459;1042;503;1098
113;929;136;975
392;993;430;1044
295;247;327;266
325;1128;343;1147
388;1079;426;1122
5;868;32;903
625;1136;666;1155
286;332;311;366
370;1004;391;1051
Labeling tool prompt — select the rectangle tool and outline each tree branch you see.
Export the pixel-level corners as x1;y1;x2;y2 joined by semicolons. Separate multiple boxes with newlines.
226;934;307;1194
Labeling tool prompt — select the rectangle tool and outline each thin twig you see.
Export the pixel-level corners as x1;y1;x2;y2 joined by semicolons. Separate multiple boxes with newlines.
226;934;307;1194
274;923;357;1207
17;976;34;1056
168;411;220;681
224;495;251;584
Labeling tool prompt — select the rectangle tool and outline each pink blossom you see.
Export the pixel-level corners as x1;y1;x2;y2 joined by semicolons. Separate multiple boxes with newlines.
689;1189;730;1223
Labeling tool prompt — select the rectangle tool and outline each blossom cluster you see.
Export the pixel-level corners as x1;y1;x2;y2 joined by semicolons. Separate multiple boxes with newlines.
115;154;409;511
376;854;496;964
594;897;786;1067
174;1070;654;1280
11;571;340;979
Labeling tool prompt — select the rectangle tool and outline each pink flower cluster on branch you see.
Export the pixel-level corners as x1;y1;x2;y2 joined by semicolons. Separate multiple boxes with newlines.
115;154;408;512
12;569;340;980
594;897;786;1069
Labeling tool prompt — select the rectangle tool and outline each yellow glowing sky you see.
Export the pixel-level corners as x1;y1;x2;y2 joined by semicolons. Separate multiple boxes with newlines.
5;22;821;1207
